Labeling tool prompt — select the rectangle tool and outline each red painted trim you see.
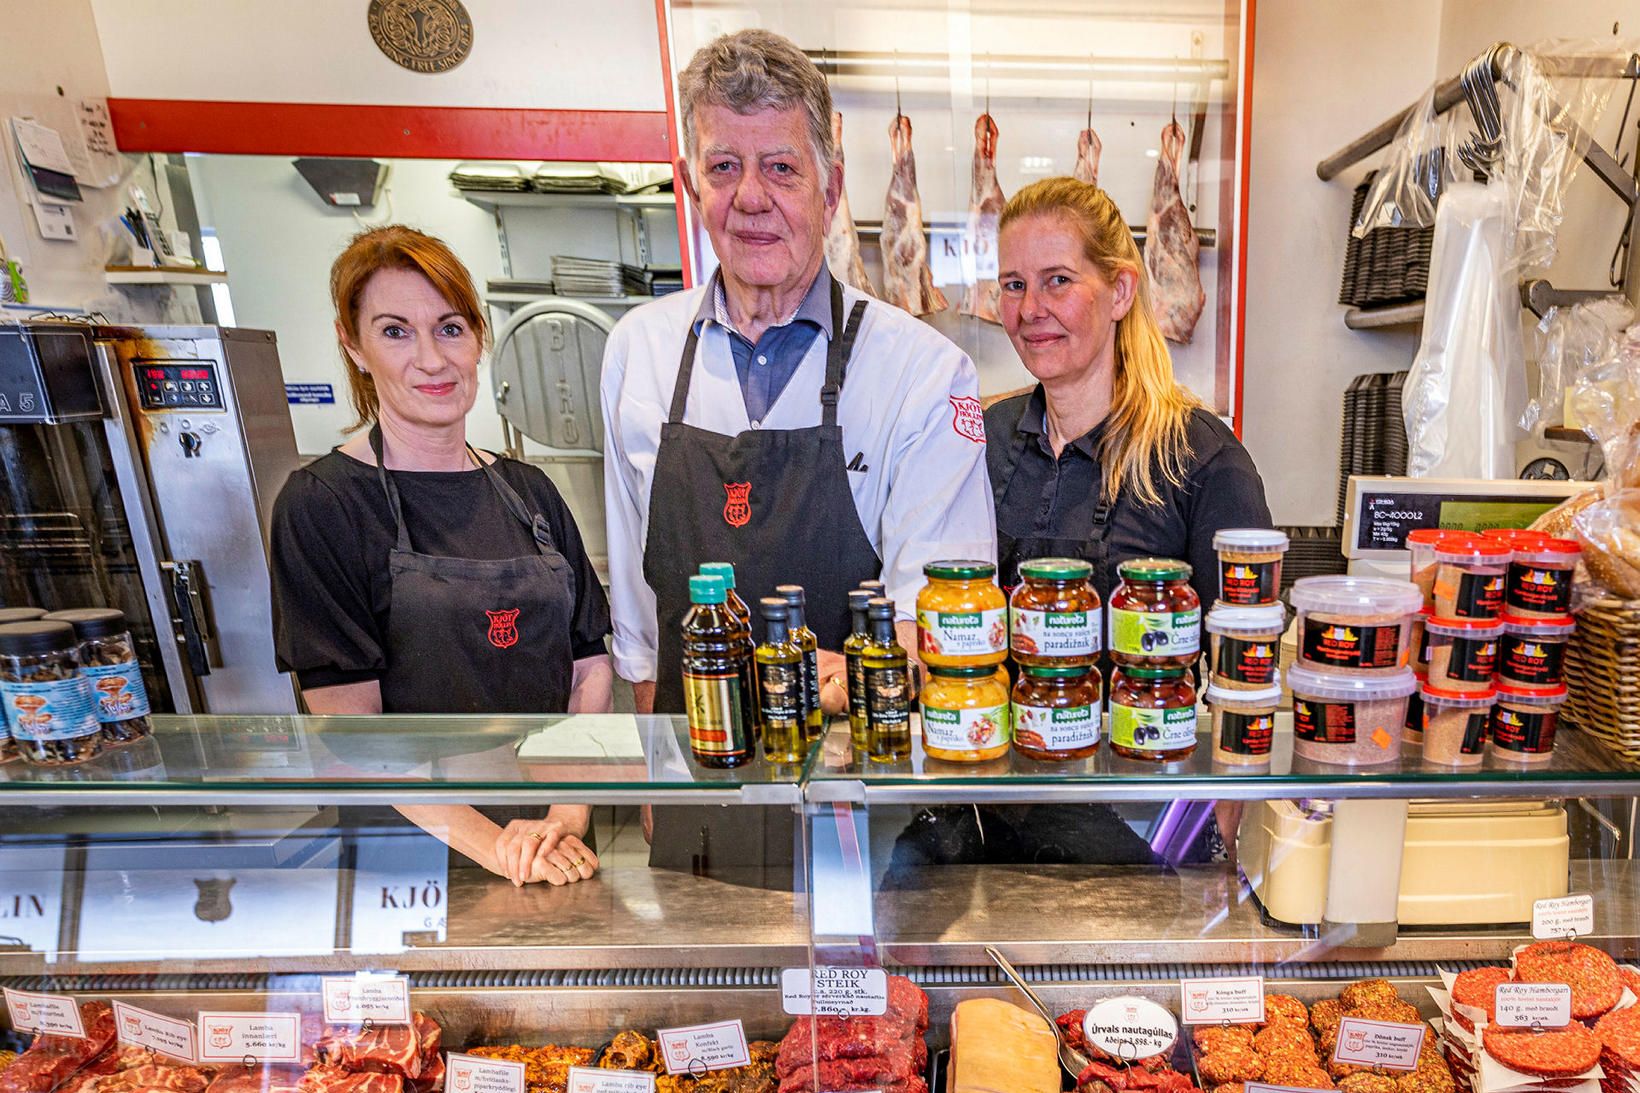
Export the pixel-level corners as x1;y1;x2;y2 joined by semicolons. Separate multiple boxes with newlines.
108;99;672;162
1232;0;1256;440
653;0;695;287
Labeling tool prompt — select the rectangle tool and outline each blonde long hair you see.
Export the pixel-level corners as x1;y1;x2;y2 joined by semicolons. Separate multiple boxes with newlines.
1000;178;1200;507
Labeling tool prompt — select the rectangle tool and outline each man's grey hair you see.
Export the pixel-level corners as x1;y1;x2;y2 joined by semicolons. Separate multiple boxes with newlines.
677;29;835;173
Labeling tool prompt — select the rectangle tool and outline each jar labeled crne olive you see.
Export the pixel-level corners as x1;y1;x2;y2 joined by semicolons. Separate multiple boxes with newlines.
920;664;1010;762
1011;665;1101;761
44;608;152;743
1009;558;1100;667
0;621;102;765
917;561;1007;668
1109;666;1197;761
1108;559;1201;668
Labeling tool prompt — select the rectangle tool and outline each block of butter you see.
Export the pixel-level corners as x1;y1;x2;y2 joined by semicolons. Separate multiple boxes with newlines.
950;998;1061;1093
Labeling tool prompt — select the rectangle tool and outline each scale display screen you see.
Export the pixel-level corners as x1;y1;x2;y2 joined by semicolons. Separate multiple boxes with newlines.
1354;490;1562;552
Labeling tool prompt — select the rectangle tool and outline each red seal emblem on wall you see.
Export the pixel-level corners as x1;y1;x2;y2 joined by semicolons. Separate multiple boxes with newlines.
486;609;520;649
723;482;752;528
950;395;985;443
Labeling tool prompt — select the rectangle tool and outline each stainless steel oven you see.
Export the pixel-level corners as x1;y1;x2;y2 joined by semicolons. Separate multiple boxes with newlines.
0;321;299;713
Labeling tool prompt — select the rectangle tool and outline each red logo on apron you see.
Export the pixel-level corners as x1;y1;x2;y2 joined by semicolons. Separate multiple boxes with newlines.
723;482;752;527
950;395;986;443
486;608;520;649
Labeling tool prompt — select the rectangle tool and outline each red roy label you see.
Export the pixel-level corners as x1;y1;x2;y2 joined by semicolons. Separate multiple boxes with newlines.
1219;559;1278;605
1294;698;1356;744
1505;563;1573;614
1443;635;1497;682
1219;711;1274;756
1215;635;1277;685
1491;705;1557;754
1302;618;1401;669
1500;633;1565;686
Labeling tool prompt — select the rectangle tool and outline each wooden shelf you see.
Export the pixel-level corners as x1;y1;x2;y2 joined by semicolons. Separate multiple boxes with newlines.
1344;301;1425;330
455;189;676;211
105;267;229;286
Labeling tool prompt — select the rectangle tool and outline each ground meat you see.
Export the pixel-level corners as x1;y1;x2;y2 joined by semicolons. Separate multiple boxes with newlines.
1451;967;1513;1033
1514;941;1623;1020
1341;980;1401;1011
1596;1006;1640;1069
1311;1000;1345;1036
1198;1049;1262;1085
1482;1025;1601;1077
1263;996;1310;1028
1349;1000;1422;1026
1193;1028;1255;1054
1340;1075;1398;1093
1395;1069;1456;1093
1253;1024;1318;1059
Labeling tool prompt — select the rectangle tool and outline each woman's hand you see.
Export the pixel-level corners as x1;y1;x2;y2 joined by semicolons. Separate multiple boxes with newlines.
493;817;599;887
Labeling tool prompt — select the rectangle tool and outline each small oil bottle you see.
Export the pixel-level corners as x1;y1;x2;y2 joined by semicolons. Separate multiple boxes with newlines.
682;575;754;768
863;598;912;762
776;584;823;740
755;597;806;763
858;579;887;599
843;589;873;749
701;561;758;745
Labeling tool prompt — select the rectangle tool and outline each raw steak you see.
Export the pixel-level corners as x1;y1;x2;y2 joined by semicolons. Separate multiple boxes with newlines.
778;1055;923;1093
959;113;1006;324
296;1070;403;1093
202;1071;303;1093
0;1004;117;1093
94;1067;211;1093
776;1025;927;1073
315;1013;440;1081
824;112;878;298
1143;120;1205;344
882;114;949;317
1073;128;1102;185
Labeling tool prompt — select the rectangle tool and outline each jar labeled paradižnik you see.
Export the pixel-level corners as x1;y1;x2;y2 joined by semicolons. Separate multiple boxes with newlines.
0;621;103;766
1109;558;1200;668
917;561;1007;668
1011;664;1101;761
1010;557;1100;667
921;664;1010;761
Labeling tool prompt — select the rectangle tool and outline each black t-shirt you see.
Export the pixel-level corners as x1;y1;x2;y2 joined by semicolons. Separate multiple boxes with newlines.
271;449;611;693
985;388;1274;611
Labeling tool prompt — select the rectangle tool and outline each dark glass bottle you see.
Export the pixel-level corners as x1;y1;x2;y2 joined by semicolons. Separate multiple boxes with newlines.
858;579;887;599
701;561;758;745
681;575;754;768
843;589;873;749
777;584;823;740
755;597;806;763
863;598;912;763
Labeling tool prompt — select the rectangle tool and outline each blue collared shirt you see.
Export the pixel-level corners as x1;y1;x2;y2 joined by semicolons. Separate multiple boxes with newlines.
692;266;833;425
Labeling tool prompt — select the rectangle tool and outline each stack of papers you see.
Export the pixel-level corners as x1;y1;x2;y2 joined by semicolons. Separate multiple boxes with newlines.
552;255;624;297
449;162;528;191
620;264;684;297
530;162;673;195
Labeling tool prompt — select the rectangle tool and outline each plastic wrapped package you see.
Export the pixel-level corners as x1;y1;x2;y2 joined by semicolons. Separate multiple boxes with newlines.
1353;82;1461;237
1573;487;1640;600
1403;181;1528;478
1566;326;1640;468
1525;296;1634;432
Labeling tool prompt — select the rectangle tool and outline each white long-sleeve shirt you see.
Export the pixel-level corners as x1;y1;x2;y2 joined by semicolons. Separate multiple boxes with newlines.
600;279;997;683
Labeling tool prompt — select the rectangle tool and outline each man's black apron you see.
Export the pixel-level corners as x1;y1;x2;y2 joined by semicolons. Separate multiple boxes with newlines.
643;279;880;879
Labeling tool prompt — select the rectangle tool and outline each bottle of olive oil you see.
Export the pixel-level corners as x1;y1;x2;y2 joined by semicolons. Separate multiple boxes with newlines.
858;579;887;599
682;575;754;768
700;562;751;628
863;598;912;762
701;561;757;744
755;597;806;763
843;589;873;749
776;584;823;740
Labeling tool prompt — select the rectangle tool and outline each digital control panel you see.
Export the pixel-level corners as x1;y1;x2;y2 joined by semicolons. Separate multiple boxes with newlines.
135;362;223;410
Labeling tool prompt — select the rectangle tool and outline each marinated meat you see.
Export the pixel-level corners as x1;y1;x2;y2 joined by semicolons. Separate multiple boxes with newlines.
1515;941;1624;1019
959;113;1006;324
1143;120;1205;344
824;112;878;298
881;113;948;317
203;1070;304;1093
774;1020;925;1072
315;1013;440;1082
465;1046;594;1093
94;1066;211;1093
1073;128;1102;186
1482;1025;1601;1077
0;1004;117;1093
296;1070;402;1093
778;1053;918;1093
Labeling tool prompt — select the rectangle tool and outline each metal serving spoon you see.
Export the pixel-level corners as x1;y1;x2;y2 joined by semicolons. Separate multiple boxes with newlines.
984;945;1091;1082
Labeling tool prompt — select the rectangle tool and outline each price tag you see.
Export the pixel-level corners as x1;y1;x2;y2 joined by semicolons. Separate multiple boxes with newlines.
1330;1017;1426;1071
781;967;888;1016
1493;983;1572;1029
3;989;83;1037
447;1055;526;1093
322;975;411;1024
566;1067;656;1093
1180;976;1265;1025
195;1012;302;1064
113;1002;196;1061
655;1020;751;1075
1532;894;1595;940
1083;997;1178;1060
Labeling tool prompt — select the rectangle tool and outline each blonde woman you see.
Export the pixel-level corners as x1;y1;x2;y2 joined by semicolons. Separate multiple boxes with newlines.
986;177;1271;612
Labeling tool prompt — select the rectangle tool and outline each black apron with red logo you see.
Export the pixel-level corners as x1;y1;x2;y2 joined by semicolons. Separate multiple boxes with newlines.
643;279;880;878
991;415;1114;598
370;425;578;713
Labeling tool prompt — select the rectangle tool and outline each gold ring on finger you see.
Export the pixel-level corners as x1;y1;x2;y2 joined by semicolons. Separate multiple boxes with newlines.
525;831;544;841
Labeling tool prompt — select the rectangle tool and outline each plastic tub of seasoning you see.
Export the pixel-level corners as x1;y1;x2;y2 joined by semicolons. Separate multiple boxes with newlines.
1409;529;1463;610
1497;613;1576;689
1009;557;1100;668
1423;616;1502;694
1205;604;1284;691
1502;537;1581;619
1011;664;1101;761
1109;665;1197;761
1108;558;1201;668
0;621;102;766
1432;538;1510;621
44;608;153;743
1290;576;1423;675
920;664;1010;761
917;561;1007;668
1490;683;1567;764
1213;528;1290;606
1287;664;1417;766
1205;681;1280;767
1411;609;1432;674
1405;673;1427;746
1420;684;1494;768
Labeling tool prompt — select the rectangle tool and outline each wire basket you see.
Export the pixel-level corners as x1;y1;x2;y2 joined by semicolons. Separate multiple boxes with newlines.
1563;593;1640;759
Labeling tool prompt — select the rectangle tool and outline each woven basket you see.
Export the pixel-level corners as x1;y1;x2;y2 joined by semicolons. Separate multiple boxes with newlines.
1564;594;1640;760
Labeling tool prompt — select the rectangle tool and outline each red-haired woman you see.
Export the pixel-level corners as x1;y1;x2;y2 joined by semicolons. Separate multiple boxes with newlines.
270;226;611;886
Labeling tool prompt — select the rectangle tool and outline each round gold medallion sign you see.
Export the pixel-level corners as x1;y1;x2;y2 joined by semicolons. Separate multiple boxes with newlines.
368;0;474;74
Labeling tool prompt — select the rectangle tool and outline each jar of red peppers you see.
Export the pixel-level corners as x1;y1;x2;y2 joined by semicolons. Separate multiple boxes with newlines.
1108;558;1200;668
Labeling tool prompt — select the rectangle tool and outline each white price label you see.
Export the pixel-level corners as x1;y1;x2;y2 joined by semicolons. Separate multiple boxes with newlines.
1330;1017;1426;1071
195;1012;302;1063
655;1020;751;1075
3;990;83;1037
1083;997;1178;1059
1180;976;1265;1025
113;1002;196;1061
781;967;888;1016
322;975;411;1024
1493;983;1572;1029
567;1067;656;1093
1532;894;1595;940
447;1054;526;1093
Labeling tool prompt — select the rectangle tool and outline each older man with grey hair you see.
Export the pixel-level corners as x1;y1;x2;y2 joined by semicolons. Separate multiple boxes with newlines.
600;30;995;870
